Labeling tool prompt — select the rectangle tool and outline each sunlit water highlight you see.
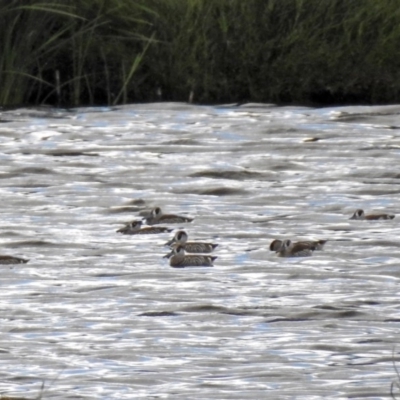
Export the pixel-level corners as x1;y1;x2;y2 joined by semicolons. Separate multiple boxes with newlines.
0;103;399;399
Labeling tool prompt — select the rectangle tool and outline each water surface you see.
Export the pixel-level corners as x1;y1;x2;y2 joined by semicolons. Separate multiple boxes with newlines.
0;103;399;399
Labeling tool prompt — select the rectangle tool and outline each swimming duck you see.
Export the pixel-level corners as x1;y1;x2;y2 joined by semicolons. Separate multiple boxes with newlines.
164;245;216;268
350;209;395;220
0;255;29;264
145;207;193;225
117;220;172;235
165;230;218;253
269;239;326;252
274;239;316;258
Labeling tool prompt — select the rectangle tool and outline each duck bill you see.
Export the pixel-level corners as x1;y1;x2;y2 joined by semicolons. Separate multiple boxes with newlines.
163;250;173;259
164;238;175;246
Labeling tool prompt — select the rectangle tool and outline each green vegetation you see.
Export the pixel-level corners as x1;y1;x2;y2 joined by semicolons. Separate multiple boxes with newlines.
1;0;400;107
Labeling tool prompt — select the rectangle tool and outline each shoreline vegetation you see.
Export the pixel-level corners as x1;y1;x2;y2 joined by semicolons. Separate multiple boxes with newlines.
1;0;400;108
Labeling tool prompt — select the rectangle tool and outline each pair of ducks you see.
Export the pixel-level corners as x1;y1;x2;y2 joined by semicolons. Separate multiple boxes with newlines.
164;231;218;268
117;207;218;267
270;209;396;258
117;207;193;235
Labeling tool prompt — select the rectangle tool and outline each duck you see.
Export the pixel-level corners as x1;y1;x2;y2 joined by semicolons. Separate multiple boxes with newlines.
165;230;218;253
350;209;395;220
269;239;326;252
274;239;316;258
0;255;29;264
117;220;172;235
163;245;216;268
145;207;193;225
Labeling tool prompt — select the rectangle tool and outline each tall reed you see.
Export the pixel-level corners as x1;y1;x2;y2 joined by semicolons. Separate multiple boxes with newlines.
139;0;400;104
0;0;154;106
1;0;400;106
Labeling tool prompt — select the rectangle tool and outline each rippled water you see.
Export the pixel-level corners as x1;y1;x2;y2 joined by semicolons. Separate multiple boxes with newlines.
0;103;400;399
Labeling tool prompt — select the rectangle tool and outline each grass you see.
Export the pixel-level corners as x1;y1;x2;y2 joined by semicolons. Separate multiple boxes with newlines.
1;0;400;106
0;0;153;106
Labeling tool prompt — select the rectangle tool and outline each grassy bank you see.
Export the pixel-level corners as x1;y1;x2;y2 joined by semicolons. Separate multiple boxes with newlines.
1;0;400;107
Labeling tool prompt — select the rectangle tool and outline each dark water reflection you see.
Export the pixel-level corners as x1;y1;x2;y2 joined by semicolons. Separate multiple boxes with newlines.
0;103;399;398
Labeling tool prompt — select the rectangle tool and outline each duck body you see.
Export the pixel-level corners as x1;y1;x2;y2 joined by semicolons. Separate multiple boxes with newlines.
275;239;316;258
0;255;29;264
181;242;218;253
270;239;326;252
117;220;172;235
165;231;218;253
350;209;395;220
164;245;216;267
145;207;193;225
